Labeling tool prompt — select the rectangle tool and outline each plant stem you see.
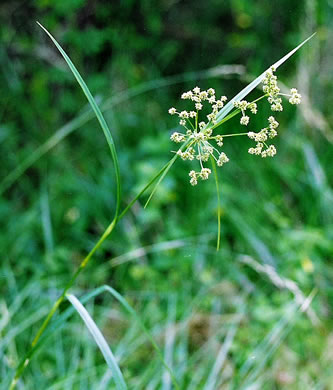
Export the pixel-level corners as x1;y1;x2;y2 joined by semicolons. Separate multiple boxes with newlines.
214;132;249;138
9;161;172;390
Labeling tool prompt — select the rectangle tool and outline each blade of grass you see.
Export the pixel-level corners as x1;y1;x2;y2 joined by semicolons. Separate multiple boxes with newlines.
66;294;127;390
40;183;54;254
36;22;121;220
203;321;240;390
239;290;316;387
109;237;196;267
162;294;177;390
48;363;105;390
215;33;316;123
9;21;124;388
9;286;114;371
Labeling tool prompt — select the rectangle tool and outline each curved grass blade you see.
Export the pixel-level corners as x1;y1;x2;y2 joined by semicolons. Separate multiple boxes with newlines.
203;318;240;390
210;157;221;250
7;286;113;377
109;237;193;267
215;33;316;123
66;294;127;390
36;22;121;219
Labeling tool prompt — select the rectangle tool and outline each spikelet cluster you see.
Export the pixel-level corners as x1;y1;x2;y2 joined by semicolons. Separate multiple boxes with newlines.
168;68;301;185
233;100;258;126
168;87;230;185
247;116;279;157
263;67;302;111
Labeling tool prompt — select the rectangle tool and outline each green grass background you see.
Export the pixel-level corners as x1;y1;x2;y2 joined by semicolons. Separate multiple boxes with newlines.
1;0;333;389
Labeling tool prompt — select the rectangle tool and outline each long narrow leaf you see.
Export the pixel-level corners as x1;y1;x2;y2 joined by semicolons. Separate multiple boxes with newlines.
37;22;121;219
66;294;127;390
215;33;316;123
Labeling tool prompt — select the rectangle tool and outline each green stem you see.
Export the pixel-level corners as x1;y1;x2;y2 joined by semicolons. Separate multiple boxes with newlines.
251;94;268;104
212;132;248;138
186;116;195;131
9;160;175;390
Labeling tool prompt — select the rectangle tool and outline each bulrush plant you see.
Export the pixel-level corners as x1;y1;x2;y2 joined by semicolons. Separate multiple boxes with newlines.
168;67;302;186
8;23;315;390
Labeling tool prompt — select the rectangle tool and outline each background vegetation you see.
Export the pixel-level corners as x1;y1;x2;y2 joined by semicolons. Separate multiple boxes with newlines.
1;0;333;388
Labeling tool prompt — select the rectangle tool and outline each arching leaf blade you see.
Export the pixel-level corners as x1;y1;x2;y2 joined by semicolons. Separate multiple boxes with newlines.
215;33;316;123
66;294;127;390
37;22;121;219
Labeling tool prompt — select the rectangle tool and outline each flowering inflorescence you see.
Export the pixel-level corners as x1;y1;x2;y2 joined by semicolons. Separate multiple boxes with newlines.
168;67;301;185
233;100;257;126
247;116;279;157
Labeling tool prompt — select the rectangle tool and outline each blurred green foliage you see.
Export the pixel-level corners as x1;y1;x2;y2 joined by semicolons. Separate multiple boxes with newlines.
1;0;333;388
